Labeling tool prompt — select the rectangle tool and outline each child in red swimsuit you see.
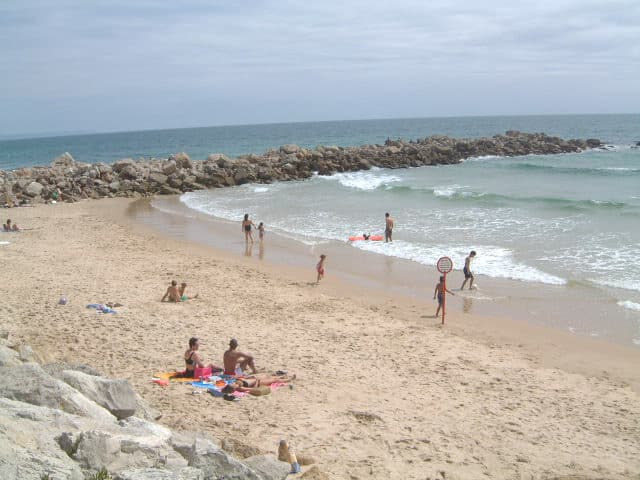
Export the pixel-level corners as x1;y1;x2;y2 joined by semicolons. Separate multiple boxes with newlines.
316;254;326;284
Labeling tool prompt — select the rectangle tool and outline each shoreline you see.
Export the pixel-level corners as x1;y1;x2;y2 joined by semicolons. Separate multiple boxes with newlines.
2;198;640;479
120;196;640;391
132;194;640;351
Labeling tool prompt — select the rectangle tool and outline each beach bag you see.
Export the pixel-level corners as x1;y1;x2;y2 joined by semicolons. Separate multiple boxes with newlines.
194;367;212;379
249;386;271;396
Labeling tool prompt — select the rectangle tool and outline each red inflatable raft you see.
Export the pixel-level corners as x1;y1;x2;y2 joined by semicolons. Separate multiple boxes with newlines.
348;235;384;241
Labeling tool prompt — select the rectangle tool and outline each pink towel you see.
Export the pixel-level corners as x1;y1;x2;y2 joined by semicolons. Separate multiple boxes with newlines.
269;382;286;391
232;391;248;398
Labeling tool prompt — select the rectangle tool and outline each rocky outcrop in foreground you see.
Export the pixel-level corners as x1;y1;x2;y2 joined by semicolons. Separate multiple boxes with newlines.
0;131;601;206
0;335;296;480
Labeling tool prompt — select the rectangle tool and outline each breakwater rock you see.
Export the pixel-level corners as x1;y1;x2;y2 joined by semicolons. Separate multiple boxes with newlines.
0;336;296;480
0;131;601;206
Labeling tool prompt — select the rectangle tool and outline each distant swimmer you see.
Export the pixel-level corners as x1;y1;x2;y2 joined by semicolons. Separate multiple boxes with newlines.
363;233;370;240
316;254;326;284
242;213;257;244
434;275;455;317
460;250;477;290
385;213;394;242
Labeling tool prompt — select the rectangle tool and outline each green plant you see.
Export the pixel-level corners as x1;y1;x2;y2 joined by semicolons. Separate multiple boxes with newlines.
86;468;112;480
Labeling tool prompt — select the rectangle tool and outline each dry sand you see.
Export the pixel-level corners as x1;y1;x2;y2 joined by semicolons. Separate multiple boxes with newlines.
1;199;639;480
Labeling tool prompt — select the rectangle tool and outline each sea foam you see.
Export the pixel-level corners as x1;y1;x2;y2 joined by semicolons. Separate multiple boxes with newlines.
618;300;640;312
321;168;401;191
352;241;566;286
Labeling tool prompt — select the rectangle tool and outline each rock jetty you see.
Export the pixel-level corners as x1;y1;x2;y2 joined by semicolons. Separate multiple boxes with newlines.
0;334;302;480
0;131;601;206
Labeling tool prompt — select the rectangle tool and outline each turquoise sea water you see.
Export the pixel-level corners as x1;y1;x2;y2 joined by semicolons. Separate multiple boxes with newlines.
2;114;640;343
1;114;638;170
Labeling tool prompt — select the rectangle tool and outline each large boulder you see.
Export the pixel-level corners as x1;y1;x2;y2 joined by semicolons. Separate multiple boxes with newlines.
25;181;44;197
115;467;204;480
148;172;169;185
61;370;137;420
0;397;92;480
243;455;290;479
73;417;187;475
50;152;76;168
0;344;20;367
280;144;300;154
0;363;115;422
113;159;135;173
171;153;193;170
185;437;261;479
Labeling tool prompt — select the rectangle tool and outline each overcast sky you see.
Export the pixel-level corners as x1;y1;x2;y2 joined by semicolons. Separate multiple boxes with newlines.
1;0;639;135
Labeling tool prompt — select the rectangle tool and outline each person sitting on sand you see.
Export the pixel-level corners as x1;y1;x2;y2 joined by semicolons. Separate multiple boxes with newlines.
179;282;198;301
3;219;19;232
223;372;296;392
316;254;326;284
181;337;222;377
223;338;257;375
161;280;181;302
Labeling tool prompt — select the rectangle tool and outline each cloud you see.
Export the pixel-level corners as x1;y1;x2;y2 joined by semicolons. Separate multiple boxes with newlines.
0;0;639;133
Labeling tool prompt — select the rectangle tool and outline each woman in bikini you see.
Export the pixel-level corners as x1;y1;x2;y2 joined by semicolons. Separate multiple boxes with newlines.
225;373;296;392
182;337;222;377
242;214;257;244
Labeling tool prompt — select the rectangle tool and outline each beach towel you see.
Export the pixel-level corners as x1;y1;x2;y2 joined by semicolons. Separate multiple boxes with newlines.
154;371;197;383
269;381;287;391
86;304;117;314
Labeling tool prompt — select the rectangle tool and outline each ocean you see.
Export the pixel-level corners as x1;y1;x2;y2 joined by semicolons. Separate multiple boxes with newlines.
3;114;640;344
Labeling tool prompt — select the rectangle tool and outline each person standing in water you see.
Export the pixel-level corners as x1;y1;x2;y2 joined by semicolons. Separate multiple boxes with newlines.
258;222;265;243
460;250;477;290
434;275;455;317
385;213;394;242
242;214;257;244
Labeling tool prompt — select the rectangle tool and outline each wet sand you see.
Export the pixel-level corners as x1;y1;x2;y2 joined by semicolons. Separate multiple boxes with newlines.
1;198;639;479
136;195;640;349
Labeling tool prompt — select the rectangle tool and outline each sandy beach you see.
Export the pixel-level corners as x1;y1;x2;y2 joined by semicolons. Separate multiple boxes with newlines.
1;198;639;479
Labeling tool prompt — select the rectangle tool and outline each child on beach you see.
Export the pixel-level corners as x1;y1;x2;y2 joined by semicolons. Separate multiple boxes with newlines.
460;250;477;290
434;275;455;317
316;254;326;284
3;219;19;231
258;222;265;242
179;282;198;301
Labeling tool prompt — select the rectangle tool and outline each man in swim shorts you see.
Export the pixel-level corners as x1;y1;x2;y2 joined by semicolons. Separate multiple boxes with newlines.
223;338;257;375
161;280;181;302
460;251;477;290
385;213;394;242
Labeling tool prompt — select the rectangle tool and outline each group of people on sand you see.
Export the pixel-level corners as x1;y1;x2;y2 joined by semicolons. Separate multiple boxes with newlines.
2;219;19;231
161;280;198;303
180;337;294;393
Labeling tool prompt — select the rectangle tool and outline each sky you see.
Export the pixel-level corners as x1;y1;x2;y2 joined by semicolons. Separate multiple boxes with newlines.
1;0;639;135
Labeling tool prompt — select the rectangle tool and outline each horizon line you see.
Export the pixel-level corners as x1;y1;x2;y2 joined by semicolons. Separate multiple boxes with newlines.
1;112;638;143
